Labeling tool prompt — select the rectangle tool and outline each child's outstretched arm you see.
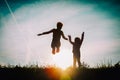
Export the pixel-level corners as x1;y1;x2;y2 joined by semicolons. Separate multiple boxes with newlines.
37;29;54;36
68;35;74;44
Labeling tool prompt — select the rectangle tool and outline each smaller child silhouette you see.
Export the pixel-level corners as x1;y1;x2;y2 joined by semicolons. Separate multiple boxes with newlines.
37;22;68;54
68;32;84;68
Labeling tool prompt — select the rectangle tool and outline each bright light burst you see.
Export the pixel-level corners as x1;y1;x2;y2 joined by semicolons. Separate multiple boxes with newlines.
52;48;73;69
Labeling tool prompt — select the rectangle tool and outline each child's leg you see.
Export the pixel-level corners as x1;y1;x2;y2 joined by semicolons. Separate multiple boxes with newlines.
52;48;55;54
56;47;60;53
51;41;56;54
77;58;81;67
56;42;60;53
73;55;76;68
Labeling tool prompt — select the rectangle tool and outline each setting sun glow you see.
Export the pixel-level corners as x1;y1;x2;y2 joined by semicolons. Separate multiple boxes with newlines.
52;48;73;69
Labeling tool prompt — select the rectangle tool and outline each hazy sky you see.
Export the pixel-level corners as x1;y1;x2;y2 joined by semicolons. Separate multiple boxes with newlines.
0;0;120;68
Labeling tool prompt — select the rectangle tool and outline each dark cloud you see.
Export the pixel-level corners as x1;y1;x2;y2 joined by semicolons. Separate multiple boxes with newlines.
0;0;38;15
71;0;120;5
0;0;120;21
0;0;37;7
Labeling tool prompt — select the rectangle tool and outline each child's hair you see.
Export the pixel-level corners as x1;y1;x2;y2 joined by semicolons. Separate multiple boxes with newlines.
57;22;63;29
75;37;80;43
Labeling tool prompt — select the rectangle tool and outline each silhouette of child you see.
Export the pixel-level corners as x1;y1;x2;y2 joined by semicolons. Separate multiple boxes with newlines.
68;32;84;68
37;22;68;54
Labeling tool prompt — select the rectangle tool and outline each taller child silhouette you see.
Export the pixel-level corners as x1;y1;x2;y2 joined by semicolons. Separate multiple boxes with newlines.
37;22;68;54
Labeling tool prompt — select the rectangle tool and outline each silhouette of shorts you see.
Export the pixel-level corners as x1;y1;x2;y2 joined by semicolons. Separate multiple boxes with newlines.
51;40;61;48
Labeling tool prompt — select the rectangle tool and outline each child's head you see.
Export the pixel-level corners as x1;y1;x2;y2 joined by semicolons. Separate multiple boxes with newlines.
57;22;63;30
75;37;80;43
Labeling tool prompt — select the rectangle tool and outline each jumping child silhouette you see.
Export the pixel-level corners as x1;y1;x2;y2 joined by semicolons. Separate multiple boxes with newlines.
68;32;84;68
37;22;68;54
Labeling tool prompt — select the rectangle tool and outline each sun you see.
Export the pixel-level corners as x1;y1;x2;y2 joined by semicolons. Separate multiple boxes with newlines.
52;48;73;70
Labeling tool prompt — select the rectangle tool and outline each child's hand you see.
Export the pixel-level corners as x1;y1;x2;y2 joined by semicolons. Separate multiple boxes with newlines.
68;35;71;38
68;35;71;40
64;37;68;40
37;33;42;36
82;32;84;35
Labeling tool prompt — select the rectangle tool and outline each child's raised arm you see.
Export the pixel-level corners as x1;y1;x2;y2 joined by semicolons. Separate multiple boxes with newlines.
80;32;84;44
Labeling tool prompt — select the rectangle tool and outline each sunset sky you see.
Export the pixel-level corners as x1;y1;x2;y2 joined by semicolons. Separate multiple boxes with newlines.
0;0;120;68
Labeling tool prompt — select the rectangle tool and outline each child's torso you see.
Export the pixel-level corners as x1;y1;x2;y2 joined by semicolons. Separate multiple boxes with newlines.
52;29;62;41
73;43;81;54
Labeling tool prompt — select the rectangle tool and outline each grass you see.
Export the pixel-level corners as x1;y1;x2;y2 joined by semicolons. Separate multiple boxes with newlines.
0;63;120;80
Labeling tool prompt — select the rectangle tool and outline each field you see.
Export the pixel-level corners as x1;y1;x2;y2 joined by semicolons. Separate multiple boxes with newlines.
0;63;120;80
